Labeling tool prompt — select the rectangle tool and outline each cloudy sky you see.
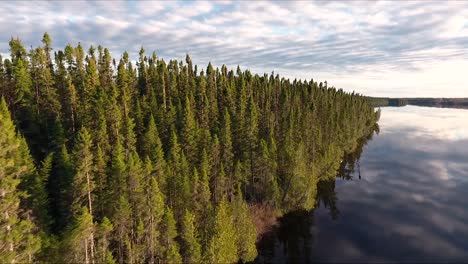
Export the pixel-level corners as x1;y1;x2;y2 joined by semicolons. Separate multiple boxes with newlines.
1;1;467;97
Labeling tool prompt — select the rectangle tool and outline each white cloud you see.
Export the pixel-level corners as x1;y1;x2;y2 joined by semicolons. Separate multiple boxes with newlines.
0;1;467;97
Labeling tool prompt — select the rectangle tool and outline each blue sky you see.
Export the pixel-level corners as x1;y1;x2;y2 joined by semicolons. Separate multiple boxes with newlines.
1;1;467;97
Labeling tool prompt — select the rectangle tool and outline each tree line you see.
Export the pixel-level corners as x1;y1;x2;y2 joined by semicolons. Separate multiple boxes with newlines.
0;33;380;263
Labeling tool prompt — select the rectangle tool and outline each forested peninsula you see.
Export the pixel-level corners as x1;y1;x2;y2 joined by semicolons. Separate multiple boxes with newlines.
368;97;468;109
0;33;380;263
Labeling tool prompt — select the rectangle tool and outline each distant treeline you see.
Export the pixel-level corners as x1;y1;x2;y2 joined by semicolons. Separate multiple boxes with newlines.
0;33;380;263
367;97;468;109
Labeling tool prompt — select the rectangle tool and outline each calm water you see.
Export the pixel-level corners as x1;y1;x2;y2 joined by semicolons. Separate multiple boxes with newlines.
257;106;468;263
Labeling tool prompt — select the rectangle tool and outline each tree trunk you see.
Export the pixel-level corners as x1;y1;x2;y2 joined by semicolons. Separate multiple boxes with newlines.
85;238;89;264
86;170;95;264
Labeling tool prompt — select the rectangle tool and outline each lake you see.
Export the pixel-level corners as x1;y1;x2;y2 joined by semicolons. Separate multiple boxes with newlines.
256;106;468;263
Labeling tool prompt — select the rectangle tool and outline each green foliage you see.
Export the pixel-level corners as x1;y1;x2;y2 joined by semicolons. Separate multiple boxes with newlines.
71;127;94;217
233;192;257;262
208;197;238;263
181;210;201;264
161;207;182;264
0;34;379;263
62;207;94;263
0;97;41;262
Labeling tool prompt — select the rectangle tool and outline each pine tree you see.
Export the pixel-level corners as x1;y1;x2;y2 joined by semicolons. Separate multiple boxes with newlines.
194;152;213;256
71;128;95;217
70;127;96;263
208;197;238;264
96;217;115;264
181;96;198;164
180;210;201;264
41;32;53;71
108;139;126;207
233;191;257;262
13;58;33;111
143;160;165;263
213;164;226;204
26;153;53;231
141;115;165;181
122;116;137;158
62;207;94;264
30;46;61;119
93;145;107;219
0;97;41;262
161;207;182;264
126;151;144;224
49;144;74;232
221;108;234;174
137;47;148;96
166;128;181;207
112;195;131;263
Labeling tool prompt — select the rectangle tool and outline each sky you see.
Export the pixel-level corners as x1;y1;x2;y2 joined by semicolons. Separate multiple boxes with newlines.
0;0;467;97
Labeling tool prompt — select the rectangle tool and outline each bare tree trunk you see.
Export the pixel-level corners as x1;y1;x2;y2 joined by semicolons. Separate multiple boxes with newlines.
149;215;154;264
71;107;76;133
85;238;89;264
86;170;95;264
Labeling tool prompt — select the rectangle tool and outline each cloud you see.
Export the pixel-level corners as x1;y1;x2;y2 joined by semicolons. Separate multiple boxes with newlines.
0;1;467;97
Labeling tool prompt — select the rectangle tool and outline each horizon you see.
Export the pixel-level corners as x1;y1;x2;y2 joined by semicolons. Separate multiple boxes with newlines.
1;1;467;98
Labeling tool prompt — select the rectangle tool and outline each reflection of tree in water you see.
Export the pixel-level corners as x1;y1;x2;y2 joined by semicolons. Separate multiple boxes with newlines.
316;124;378;220
337;124;379;180
256;126;379;263
255;210;314;264
316;180;339;219
278;210;314;263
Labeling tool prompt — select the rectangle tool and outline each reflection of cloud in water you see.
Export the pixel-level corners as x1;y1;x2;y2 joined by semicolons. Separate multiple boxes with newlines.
322;107;468;261
379;106;468;141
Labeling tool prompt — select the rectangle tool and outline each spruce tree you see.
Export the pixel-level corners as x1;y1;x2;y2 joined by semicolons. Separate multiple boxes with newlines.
141;115;165;177
143;160;165;263
161;207;182;264
208;197;238;264
0;98;41;262
180;210;201;264
96;217;115;264
70;127;96;263
62;207;94;264
233;191;257;262
27;153;53;231
71;127;95;217
181;96;198;164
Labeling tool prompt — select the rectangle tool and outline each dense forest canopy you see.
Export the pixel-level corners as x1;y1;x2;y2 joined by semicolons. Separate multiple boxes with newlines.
0;33;379;263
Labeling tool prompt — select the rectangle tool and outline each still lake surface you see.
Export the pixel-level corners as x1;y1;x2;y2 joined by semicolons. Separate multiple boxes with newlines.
256;106;468;263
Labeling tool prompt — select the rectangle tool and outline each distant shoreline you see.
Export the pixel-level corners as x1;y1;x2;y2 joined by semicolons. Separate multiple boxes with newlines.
367;97;468;109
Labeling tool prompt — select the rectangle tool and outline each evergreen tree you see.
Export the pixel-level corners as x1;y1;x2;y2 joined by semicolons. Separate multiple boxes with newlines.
208;197;238;264
143;161;165;263
181;96;198;164
70;127;96;263
112;195;131;263
141;115;165;178
0;98;41;262
62;207;94;264
161;207;182;264
96;217;115;264
233;191;257;262
71;127;94;217
26;153;53;231
49;144;74;232
180;210;201;264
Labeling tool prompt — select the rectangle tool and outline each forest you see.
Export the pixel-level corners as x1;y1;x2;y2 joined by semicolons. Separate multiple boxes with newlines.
367;96;468;109
0;33;380;263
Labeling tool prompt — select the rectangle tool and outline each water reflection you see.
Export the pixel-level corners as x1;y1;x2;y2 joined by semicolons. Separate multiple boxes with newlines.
256;106;468;263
